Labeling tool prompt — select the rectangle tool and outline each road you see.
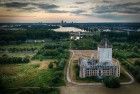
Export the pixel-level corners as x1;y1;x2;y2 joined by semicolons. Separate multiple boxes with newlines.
120;66;135;85
66;50;135;86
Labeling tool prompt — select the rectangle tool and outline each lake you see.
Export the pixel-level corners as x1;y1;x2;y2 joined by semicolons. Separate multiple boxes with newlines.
53;26;86;32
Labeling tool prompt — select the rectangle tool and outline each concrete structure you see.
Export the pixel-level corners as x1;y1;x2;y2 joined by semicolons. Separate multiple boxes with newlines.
79;39;120;78
98;39;112;64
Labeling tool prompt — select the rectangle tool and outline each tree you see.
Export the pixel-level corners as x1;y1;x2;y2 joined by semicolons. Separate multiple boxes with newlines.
58;58;66;70
48;62;53;69
134;60;140;66
103;76;120;88
136;73;140;83
49;71;63;86
132;46;139;52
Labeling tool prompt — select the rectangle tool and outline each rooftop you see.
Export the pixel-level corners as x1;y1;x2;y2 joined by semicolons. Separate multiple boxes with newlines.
79;58;119;68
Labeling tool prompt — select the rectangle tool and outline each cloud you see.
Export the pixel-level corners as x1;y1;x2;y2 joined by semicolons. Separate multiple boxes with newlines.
21;7;38;12
75;1;86;4
0;1;61;13
0;2;59;9
0;2;29;8
102;0;114;3
32;3;59;10
93;2;140;14
71;10;85;14
0;0;140;22
96;13;140;22
0;15;36;18
47;9;69;13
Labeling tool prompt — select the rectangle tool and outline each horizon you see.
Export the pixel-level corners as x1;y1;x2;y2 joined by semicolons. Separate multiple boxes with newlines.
0;21;140;24
0;0;140;23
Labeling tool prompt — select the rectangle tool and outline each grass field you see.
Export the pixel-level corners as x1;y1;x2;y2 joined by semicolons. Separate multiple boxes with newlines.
0;60;56;88
0;43;44;49
0;52;35;57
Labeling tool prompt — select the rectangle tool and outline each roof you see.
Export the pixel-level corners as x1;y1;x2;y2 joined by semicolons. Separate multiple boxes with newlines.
79;58;97;68
98;38;112;48
79;58;117;69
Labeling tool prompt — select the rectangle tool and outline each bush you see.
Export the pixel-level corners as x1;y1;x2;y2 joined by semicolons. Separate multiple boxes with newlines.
0;55;30;64
48;62;53;69
49;71;63;86
103;76;120;88
58;58;66;70
134;60;140;66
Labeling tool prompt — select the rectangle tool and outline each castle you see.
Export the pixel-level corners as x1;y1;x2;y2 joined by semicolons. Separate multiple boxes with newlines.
79;39;120;78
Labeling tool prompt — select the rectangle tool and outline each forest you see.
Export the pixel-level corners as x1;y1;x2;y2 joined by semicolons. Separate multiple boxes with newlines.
0;29;70;45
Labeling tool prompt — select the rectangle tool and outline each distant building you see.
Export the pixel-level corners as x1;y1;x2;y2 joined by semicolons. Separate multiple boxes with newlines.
103;29;111;32
79;39;120;78
61;20;64;26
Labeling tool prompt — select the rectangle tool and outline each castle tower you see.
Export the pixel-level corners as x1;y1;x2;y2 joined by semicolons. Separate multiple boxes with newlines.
98;38;112;64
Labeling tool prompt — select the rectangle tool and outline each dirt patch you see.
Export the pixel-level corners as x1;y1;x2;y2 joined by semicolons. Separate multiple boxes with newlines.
30;60;55;69
72;50;97;60
128;58;140;63
0;64;19;76
39;62;50;69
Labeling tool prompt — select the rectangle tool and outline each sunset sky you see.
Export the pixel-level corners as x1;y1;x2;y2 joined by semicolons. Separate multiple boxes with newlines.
0;0;140;23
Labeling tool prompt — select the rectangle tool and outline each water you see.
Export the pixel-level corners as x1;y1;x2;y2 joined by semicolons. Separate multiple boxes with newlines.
53;26;85;32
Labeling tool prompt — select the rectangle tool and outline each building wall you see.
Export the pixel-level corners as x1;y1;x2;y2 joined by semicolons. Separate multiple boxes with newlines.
98;47;112;63
79;65;120;78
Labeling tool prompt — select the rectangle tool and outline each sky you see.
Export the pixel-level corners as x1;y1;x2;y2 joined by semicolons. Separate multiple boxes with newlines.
0;0;140;23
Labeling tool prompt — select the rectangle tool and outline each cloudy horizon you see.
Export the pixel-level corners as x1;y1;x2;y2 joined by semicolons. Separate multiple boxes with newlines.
0;0;140;23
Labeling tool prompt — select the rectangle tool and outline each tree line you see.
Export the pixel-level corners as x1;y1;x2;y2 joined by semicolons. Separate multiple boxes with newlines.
0;54;30;64
101;31;140;42
0;47;37;52
0;29;70;44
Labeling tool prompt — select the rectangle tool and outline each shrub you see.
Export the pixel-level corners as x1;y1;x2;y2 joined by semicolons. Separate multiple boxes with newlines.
136;73;140;82
134;60;140;66
48;62;53;69
103;76;120;88
0;55;30;64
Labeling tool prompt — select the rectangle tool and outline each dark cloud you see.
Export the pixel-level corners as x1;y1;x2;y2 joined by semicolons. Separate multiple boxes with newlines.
22;7;36;10
93;2;140;14
32;3;59;10
0;2;29;8
75;1;86;4
0;15;36;18
21;7;38;12
0;1;61;13
96;13;140;22
0;2;59;9
69;6;79;8
102;0;114;3
47;9;69;13
71;10;85;14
